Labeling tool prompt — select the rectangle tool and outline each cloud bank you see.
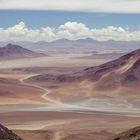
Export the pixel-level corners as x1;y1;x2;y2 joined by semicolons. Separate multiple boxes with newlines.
0;0;140;13
0;21;140;42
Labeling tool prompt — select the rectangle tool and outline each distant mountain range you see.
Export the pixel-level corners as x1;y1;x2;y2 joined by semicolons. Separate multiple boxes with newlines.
0;38;140;56
0;44;45;59
2;38;140;50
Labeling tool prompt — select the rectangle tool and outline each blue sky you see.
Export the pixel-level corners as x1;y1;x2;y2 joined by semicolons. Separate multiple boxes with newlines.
0;0;140;41
0;10;140;31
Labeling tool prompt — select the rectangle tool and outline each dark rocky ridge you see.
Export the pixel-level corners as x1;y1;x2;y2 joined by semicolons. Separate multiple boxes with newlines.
0;124;23;140
107;126;140;140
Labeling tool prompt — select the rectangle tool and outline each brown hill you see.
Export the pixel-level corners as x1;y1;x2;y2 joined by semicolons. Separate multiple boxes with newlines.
25;49;140;103
0;44;45;59
82;48;140;90
27;49;140;87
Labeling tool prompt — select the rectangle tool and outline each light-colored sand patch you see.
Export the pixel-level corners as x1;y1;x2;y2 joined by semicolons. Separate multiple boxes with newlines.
0;56;109;69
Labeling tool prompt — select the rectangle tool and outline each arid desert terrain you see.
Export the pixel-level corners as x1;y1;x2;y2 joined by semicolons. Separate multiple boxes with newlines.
0;43;140;140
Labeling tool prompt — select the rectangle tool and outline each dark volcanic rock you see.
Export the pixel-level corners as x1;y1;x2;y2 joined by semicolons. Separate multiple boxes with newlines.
107;126;140;140
0;124;23;140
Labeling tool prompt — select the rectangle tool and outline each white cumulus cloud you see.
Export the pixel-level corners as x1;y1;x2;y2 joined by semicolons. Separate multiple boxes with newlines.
0;21;140;42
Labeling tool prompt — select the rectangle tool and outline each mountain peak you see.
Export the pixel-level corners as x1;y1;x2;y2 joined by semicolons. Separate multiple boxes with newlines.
0;44;45;59
4;43;27;50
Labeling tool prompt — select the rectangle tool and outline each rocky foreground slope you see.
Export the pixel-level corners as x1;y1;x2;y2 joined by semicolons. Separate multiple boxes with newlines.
107;126;140;140
0;124;23;140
